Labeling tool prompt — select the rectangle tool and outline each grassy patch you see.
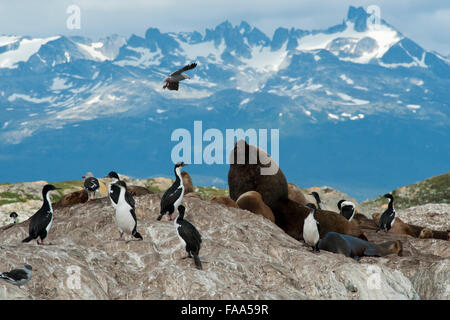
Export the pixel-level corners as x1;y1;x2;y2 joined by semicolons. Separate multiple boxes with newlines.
195;186;229;200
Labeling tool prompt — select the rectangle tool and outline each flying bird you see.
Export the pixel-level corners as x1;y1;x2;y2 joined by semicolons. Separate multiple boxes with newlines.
0;264;33;287
22;184;58;245
162;63;197;91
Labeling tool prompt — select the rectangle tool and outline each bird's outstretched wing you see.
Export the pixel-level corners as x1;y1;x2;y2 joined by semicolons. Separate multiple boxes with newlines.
170;63;197;76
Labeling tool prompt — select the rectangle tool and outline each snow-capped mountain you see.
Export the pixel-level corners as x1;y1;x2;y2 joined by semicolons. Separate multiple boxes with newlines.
0;6;449;200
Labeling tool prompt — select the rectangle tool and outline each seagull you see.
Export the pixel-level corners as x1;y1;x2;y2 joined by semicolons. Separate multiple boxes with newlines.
22;184;59;245
158;162;188;221
82;172;100;202
162;63;197;91
0;264;33;287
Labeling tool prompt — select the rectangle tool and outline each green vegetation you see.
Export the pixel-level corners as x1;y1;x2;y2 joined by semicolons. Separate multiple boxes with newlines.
362;172;450;209
195;186;229;200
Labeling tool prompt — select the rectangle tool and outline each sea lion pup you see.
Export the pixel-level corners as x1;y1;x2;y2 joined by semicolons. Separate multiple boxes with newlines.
419;228;433;239
236;191;275;222
181;171;194;194
318;232;402;261
228;140;288;209
211;196;239;208
373;213;449;240
273;199;368;241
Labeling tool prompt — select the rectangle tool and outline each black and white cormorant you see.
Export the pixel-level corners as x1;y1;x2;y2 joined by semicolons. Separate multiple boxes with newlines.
105;171;121;209
303;203;320;252
9;212;18;224
22;184;58;245
337;200;356;222
376;193;397;233
110;180;142;241
158;162;187;221
0;264;33;287
173;205;202;270
310;192;324;210
82;172;100;202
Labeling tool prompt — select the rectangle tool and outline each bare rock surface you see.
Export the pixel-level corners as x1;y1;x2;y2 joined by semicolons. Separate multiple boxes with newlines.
1;194;448;300
397;204;450;231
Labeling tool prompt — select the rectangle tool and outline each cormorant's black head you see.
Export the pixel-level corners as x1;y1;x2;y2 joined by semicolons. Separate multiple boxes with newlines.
310;192;321;203
175;162;188;168
383;193;394;201
105;171;120;180
337;199;345;210
10;212;18;219
42;184;58;196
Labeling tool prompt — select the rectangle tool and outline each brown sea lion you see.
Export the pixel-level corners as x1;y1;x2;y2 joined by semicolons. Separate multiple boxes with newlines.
273;199;368;241
127;186;154;197
288;183;308;206
228;140;288;209
53;189;88;209
419;228;433;239
211;196;239;208
372;213;448;240
318;232;402;261
181;171;194;194
236;191;275;222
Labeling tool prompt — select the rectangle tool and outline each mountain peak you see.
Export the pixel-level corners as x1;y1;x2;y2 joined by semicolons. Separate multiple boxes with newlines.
346;6;370;32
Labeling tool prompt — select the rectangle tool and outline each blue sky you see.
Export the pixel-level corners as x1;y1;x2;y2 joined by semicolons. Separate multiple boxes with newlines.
0;0;449;54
